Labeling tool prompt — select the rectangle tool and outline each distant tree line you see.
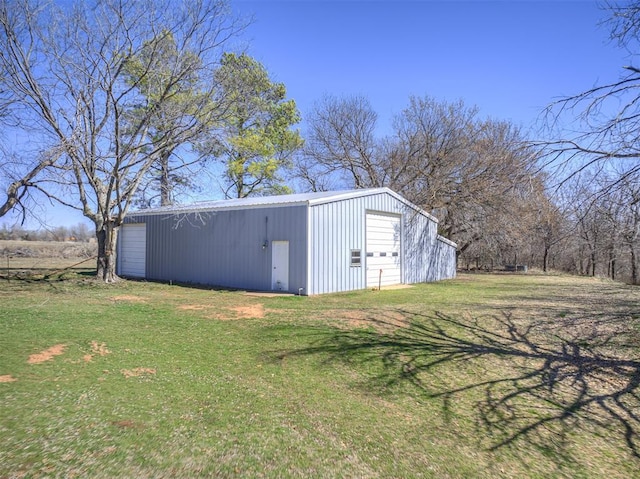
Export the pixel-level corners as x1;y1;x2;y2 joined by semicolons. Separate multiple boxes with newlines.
532;2;640;285
0;223;92;242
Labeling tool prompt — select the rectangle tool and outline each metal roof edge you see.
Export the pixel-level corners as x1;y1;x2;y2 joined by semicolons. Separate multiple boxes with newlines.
306;188;450;242
383;188;440;224
305;187;389;206
127;200;308;218
437;234;457;248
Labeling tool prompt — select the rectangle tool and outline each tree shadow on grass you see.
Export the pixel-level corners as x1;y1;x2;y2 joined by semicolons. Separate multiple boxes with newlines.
272;309;640;460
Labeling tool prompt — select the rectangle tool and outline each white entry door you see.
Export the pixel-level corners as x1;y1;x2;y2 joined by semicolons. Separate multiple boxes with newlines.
271;240;289;291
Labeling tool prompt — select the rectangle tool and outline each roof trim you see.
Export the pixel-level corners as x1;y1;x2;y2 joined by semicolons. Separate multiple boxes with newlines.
126;187;438;224
128;200;309;216
437;234;457;248
305;187;389;206
307;187;439;223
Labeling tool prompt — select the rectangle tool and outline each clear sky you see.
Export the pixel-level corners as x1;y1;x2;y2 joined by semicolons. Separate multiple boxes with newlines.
1;0;629;229
230;0;627;133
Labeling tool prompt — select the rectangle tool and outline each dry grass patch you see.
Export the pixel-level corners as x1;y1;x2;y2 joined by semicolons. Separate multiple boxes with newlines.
178;302;266;320
0;374;17;383
326;308;410;332
227;304;265;319
112;295;146;303
177;304;208;311
121;367;156;378
111;420;144;429
90;341;110;356
27;344;66;364
83;341;110;362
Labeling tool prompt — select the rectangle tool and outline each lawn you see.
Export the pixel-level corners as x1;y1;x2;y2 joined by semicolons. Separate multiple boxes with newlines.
1;272;639;478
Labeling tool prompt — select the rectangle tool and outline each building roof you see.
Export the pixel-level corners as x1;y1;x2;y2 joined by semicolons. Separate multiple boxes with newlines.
128;187;438;222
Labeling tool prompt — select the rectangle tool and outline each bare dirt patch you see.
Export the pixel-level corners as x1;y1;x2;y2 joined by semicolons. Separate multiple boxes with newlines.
121;367;156;378
0;375;17;383
91;341;110;356
27;344;66;364
228;304;265;319
84;341;110;362
178;303;266;320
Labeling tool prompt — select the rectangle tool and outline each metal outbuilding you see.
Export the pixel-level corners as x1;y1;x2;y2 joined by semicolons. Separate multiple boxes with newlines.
117;187;457;295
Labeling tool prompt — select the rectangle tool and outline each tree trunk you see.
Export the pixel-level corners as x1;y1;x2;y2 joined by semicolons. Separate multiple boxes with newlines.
631;245;639;285
96;222;119;283
543;246;549;273
610;252;616;281
160;151;172;207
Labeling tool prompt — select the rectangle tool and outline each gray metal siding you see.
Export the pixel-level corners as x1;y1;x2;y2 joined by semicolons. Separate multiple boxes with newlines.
308;197;366;295
403;211;456;283
434;236;457;279
123;205;308;293
309;191;456;294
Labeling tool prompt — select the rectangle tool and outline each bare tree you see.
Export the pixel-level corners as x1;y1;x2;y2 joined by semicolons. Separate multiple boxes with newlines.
0;0;245;281
297;94;382;191
620;179;640;284
537;3;640;281
533;192;569;273
541;2;640;194
388;101;540;261
554;166;640;283
298;94;545;267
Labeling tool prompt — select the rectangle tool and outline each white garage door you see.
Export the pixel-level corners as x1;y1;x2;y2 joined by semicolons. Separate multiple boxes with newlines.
366;213;401;288
119;224;146;278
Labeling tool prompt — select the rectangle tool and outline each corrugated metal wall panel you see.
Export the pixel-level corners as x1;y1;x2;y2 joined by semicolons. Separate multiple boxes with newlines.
308;195;368;295
122;205;308;293
308;191;456;294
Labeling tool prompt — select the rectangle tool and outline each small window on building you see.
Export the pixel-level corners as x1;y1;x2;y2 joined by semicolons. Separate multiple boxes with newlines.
350;249;362;267
392;252;399;257
366;252;374;257
380;252;387;257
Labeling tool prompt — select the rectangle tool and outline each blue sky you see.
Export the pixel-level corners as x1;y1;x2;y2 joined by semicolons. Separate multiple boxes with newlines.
231;0;627;134
2;0;629;229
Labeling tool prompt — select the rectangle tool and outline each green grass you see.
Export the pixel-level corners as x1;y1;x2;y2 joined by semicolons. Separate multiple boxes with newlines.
1;272;639;478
